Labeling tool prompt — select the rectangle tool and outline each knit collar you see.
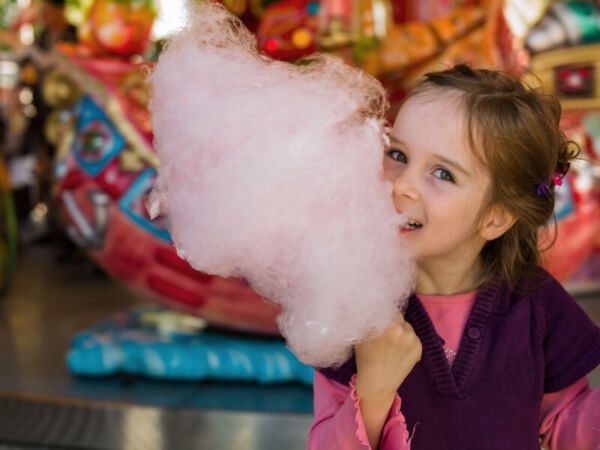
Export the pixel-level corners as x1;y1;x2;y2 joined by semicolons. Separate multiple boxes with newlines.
405;276;505;398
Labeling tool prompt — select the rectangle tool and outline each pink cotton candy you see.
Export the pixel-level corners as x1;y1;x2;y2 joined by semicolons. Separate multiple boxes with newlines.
147;1;415;367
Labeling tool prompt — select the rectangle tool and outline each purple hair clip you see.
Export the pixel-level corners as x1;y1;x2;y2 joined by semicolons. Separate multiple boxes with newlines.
537;183;550;196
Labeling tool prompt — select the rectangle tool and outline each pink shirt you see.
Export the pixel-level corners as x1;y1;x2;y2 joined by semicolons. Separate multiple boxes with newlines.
307;292;600;449
419;291;476;368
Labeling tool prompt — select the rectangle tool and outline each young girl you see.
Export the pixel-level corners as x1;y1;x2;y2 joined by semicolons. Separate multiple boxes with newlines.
306;64;600;450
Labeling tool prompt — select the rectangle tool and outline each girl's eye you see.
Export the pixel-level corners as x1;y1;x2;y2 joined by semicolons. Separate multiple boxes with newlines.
387;149;407;164
433;168;455;183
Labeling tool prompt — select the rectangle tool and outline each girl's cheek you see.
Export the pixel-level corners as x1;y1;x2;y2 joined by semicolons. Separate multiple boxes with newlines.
425;177;447;194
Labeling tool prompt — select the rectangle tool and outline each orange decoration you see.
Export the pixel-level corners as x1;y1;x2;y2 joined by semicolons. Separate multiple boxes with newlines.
78;0;156;58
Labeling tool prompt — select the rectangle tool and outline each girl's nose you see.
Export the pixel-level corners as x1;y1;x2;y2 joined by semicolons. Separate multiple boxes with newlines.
393;175;420;201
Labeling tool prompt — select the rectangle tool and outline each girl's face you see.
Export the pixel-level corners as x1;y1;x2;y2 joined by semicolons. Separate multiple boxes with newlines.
384;93;492;270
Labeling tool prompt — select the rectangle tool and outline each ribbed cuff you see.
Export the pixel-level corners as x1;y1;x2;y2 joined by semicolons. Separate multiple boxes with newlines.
349;374;411;448
349;374;372;448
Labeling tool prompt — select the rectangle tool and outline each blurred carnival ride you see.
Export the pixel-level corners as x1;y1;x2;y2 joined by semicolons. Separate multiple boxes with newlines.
507;0;600;283
31;0;600;335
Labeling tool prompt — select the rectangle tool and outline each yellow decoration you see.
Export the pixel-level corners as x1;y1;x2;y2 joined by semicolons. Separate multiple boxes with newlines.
292;28;312;49
44;109;64;145
65;0;95;26
119;147;146;173
141;311;207;335
56;127;76;162
119;70;150;109
42;70;80;108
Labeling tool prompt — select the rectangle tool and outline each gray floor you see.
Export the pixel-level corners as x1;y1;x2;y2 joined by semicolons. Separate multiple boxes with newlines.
0;394;312;450
0;242;598;449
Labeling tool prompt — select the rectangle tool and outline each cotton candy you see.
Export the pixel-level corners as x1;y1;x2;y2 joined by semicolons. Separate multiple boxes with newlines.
147;1;415;367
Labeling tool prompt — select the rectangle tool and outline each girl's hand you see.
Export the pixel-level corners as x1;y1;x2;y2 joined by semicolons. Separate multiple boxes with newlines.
354;312;422;400
353;313;422;449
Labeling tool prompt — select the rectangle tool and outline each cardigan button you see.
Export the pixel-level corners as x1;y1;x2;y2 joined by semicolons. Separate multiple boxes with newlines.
468;327;481;340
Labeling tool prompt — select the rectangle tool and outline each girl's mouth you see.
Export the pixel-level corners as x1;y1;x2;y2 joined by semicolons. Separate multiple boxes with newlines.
400;218;423;233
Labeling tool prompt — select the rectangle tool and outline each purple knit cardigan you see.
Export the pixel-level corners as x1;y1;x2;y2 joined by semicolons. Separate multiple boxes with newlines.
318;268;600;449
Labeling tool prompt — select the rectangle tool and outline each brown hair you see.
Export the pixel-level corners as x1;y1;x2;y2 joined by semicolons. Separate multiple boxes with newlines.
408;64;579;287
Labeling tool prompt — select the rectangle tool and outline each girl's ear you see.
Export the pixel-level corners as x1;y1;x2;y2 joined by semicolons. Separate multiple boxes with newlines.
479;205;516;241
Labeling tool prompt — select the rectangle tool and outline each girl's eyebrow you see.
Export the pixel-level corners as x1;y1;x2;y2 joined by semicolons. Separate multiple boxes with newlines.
388;136;406;147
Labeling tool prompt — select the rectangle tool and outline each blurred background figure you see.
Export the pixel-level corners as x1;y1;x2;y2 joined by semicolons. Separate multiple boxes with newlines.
19;0;78;245
0;0;78;250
